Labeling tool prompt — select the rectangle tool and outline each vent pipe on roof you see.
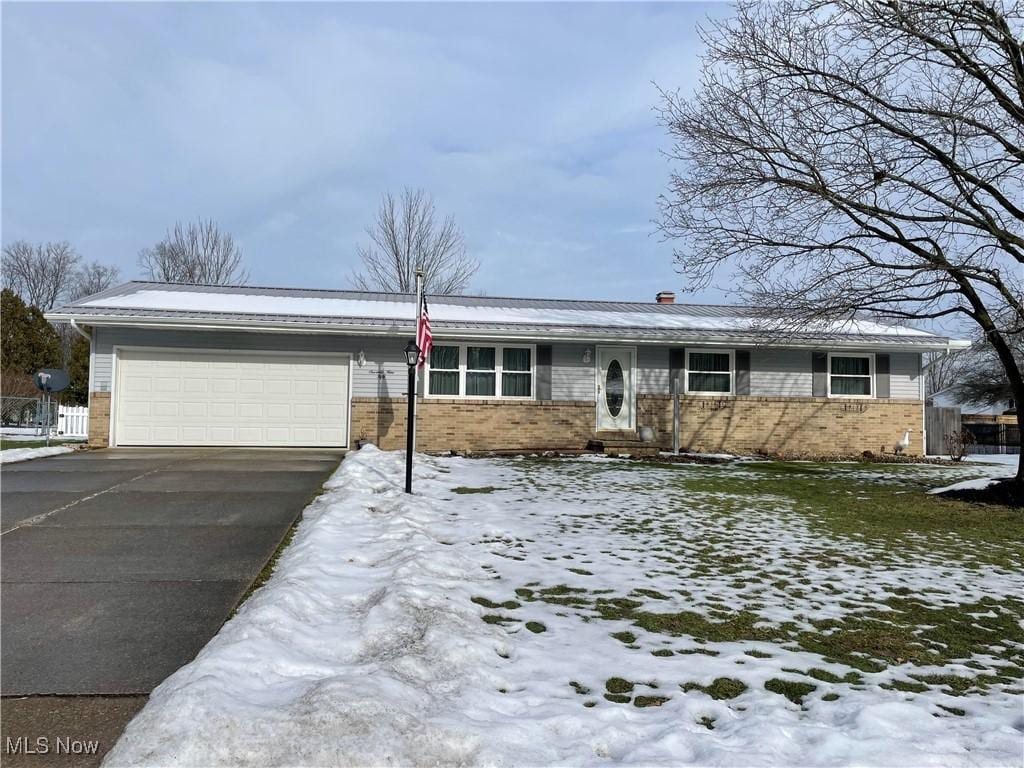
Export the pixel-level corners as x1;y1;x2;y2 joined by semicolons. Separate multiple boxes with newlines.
656;291;676;304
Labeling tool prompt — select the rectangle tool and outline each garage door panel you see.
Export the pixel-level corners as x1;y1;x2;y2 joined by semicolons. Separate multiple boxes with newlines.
115;349;348;447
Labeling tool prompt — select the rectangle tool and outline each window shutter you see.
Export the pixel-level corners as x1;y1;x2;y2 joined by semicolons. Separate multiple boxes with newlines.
875;354;890;399
669;348;686;394
735;350;751;395
812;351;828;397
536;345;552;400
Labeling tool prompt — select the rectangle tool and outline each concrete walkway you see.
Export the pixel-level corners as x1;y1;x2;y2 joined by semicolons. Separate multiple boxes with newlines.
1;447;341;765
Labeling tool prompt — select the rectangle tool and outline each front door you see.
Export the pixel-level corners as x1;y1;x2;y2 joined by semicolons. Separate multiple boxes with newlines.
596;346;636;431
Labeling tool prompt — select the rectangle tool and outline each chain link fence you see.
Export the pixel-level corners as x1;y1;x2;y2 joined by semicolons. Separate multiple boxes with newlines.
1;396;58;435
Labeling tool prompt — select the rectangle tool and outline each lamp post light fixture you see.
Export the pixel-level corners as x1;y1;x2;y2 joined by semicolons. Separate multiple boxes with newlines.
404;339;420;494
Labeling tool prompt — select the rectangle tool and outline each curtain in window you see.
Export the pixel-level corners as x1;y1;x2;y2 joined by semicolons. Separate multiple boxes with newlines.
502;373;531;396
466;372;495;396
690;352;730;372
831;356;869;376
688;352;731;392
831;376;871;395
429;346;459;395
688;372;731;392
429;371;459;395
467;347;495;370
503;348;530;371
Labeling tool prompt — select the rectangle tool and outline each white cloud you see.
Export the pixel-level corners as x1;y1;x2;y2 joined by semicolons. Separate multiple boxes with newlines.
2;2;725;301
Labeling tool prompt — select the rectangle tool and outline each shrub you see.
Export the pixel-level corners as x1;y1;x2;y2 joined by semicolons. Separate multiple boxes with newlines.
943;430;976;462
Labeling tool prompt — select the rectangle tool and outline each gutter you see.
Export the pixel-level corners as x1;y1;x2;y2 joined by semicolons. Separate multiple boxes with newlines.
44;312;964;353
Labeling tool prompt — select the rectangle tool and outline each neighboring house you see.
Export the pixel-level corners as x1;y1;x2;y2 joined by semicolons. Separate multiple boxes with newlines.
929;386;1015;417
47;282;969;456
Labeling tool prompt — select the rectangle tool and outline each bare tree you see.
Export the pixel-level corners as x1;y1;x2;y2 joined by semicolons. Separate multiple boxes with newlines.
923;350;970;398
951;329;1023;408
139;219;249;285
1;240;81;309
351;188;478;295
70;261;122;301
659;0;1024;481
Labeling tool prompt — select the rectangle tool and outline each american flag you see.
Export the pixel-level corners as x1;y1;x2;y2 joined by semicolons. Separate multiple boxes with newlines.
416;293;432;368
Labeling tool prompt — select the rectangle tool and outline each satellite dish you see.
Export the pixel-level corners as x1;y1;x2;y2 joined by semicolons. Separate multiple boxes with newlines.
34;368;70;393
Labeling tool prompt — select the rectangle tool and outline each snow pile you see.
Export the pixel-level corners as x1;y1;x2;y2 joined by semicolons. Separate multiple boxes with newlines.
0;445;75;464
929;454;1017;494
929;477;1004;494
106;449;1024;767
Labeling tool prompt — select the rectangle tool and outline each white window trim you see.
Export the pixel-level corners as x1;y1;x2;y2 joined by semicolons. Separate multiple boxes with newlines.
424;343;536;400
684;348;735;396
827;352;875;399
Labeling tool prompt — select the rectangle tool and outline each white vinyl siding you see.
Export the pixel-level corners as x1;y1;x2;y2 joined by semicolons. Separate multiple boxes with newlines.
750;349;813;397
551;344;596;400
889;352;922;400
89;330;925;404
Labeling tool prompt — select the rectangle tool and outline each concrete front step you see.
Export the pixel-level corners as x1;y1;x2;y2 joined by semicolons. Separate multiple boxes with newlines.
585;437;660;458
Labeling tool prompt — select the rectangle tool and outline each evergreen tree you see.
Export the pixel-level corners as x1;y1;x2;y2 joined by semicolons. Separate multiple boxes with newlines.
1;288;62;396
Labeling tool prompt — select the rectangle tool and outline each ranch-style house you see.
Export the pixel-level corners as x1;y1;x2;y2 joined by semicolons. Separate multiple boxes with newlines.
48;282;969;456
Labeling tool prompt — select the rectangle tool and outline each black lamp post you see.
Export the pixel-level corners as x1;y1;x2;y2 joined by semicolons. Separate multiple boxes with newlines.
403;339;420;494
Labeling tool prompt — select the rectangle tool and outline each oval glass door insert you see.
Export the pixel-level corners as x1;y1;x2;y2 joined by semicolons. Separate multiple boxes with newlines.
605;359;624;417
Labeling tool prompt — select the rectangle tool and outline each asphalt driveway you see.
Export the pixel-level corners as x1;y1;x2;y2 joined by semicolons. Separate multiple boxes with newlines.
1;448;343;696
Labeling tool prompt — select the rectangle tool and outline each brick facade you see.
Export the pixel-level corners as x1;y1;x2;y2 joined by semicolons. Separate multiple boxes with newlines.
638;394;924;456
351;397;597;452
87;392;111;448
90;389;923;456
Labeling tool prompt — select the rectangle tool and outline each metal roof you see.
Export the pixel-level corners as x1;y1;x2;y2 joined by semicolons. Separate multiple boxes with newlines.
47;281;966;350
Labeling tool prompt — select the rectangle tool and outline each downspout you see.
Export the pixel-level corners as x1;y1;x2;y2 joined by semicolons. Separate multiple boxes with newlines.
69;319;91;342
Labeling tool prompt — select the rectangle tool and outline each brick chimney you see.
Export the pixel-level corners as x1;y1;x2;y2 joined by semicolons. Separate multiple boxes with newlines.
655;291;675;304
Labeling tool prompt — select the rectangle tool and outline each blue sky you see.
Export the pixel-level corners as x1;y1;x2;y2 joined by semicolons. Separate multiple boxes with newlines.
3;2;730;302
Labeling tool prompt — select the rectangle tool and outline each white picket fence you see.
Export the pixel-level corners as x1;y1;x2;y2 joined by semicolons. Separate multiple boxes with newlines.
57;405;89;438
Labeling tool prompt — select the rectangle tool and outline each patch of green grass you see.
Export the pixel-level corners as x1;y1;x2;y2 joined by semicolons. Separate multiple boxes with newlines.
651;648;674;657
611;631;637;644
764;678;817;705
698;715;716;730
634;695;670;708
568;568;593;576
822;692;840;702
937;704;966;716
525;621;546;634
0;438;74;450
482;614;519;625
472;596;521;610
570;681;590;695
604;693;631;704
681;677;747;700
605;677;634;694
452;486;500;494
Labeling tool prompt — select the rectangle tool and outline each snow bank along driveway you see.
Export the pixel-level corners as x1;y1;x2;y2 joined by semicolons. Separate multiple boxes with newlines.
106;449;1024;767
0;445;75;464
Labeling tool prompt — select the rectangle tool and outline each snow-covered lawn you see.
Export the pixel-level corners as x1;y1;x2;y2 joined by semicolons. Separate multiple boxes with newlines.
106;448;1024;767
0;445;76;464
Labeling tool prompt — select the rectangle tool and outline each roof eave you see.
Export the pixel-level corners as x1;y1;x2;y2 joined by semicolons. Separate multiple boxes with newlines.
46;311;959;351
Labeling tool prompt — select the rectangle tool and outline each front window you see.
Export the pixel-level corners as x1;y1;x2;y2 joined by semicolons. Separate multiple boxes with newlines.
425;344;535;398
687;350;733;394
429;346;459;395
829;354;873;397
501;347;532;397
466;346;496;396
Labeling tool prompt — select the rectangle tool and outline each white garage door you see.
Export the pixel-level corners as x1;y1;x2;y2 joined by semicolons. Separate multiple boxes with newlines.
114;349;349;447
